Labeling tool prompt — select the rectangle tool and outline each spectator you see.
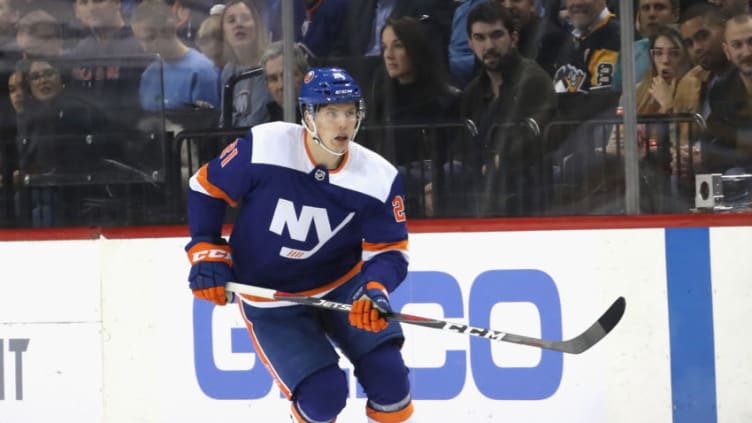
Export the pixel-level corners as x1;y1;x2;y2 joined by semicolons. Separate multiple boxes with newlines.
257;0;350;58
460;1;556;215
16;58;116;226
545;0;621;187
332;0;450;58
1;68;24;213
69;0;141;57
606;25;698;210
8;68;23;115
166;0;214;48
636;25;692;114
368;16;460;163
502;0;544;60
16;9;64;58
550;0;619;93
131;0;219;112
259;40;308;123
704;13;752;173
67;0;144;124
218;0;272;127
448;0;487;87
363;16;461;217
612;0;679;91
20;0;81;45
196;8;224;70
536;0;572;74
676;3;731;117
709;0;750;18
638;0;679;38
0;0;22;162
299;0;350;57
0;0;21;59
18;58;107;173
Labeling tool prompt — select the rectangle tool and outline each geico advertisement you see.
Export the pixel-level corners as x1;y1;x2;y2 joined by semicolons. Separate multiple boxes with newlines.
4;227;751;422
100;231;670;423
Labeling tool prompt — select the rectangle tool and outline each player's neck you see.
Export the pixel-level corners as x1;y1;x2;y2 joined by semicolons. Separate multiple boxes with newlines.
305;131;343;170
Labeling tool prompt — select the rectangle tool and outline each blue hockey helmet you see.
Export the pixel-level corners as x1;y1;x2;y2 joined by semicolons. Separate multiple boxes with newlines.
298;67;365;157
298;67;363;110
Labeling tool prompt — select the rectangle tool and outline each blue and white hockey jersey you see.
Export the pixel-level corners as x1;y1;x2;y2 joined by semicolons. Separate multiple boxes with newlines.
187;121;409;299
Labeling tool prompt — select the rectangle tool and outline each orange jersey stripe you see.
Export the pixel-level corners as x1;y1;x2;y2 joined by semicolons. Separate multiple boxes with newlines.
239;261;363;303
362;239;409;253
195;164;239;207
239;303;293;399
366;401;414;423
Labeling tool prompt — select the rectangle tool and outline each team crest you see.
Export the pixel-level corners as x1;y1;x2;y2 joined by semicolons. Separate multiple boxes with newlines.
304;70;315;84
553;65;587;93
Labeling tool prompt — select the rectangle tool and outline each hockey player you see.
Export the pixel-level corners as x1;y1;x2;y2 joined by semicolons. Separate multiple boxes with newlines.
184;67;414;423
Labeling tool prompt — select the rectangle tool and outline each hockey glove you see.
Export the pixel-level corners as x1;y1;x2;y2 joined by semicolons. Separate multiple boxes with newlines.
186;238;235;306
349;281;391;332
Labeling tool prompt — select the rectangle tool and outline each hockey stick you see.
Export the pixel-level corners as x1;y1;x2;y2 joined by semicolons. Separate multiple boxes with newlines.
225;282;625;354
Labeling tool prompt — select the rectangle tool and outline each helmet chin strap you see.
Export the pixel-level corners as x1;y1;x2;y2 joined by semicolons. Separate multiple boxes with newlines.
302;107;363;159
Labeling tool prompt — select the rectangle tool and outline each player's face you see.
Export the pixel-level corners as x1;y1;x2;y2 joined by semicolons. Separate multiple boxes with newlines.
501;0;536;29
222;2;256;50
8;71;24;114
651;35;688;82
637;0;676;37
310;103;358;155
381;25;415;83
724;19;752;78
74;0;121;30
28;61;63;102
566;0;605;30
680;16;726;70
468;21;518;72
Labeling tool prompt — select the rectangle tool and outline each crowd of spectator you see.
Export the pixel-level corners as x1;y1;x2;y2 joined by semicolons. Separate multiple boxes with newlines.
0;0;750;226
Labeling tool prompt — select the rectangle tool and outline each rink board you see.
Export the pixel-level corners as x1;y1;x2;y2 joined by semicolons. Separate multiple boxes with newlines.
0;225;750;422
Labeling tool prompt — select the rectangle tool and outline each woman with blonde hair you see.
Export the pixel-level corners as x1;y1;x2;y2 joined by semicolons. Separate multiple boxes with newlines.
218;0;273;128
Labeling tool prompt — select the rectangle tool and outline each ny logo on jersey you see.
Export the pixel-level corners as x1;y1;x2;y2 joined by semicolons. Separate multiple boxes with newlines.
269;198;355;259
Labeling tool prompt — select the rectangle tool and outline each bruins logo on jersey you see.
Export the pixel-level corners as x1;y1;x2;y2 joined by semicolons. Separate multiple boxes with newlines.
553;65;588;93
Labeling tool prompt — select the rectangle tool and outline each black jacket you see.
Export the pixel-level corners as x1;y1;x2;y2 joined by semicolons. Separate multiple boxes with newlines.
365;68;461;166
18;92;109;175
705;70;752;172
460;50;556;167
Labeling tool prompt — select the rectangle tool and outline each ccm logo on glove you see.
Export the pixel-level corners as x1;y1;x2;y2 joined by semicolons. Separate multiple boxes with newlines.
186;241;236;306
188;243;233;265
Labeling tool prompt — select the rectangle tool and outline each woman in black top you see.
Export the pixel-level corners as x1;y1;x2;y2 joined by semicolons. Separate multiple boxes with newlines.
366;16;461;216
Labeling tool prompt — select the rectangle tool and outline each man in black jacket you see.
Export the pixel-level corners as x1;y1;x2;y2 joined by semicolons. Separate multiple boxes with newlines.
460;1;556;215
705;13;752;173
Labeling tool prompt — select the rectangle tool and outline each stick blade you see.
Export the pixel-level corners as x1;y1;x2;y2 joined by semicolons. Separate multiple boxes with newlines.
560;296;626;354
